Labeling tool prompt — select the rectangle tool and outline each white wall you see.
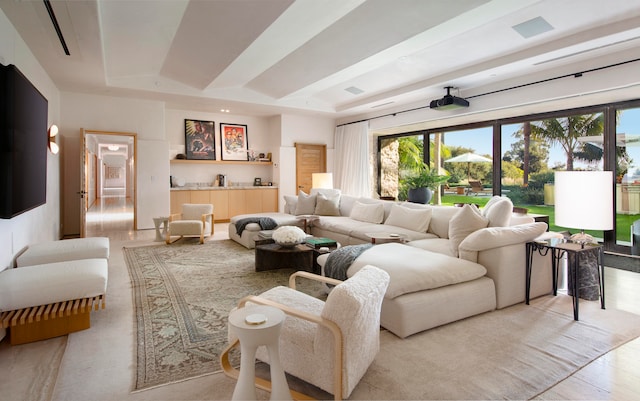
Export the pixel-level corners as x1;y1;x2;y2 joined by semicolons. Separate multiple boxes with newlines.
278;114;336;202
0;9;61;271
60;93;166;235
166;109;279;186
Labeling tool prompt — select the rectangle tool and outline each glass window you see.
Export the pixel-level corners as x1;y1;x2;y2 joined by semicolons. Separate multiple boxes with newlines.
615;107;640;251
501;112;606;239
434;127;493;206
379;134;424;200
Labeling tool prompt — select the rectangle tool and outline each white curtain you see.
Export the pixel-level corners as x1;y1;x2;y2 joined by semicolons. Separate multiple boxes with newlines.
334;121;370;197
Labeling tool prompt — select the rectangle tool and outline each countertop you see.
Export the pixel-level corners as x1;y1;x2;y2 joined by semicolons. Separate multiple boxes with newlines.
171;185;277;191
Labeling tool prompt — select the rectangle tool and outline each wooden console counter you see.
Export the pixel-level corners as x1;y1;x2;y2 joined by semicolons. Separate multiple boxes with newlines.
170;186;278;222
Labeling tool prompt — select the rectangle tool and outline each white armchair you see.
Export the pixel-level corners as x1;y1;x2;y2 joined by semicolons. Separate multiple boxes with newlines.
165;203;214;244
221;265;390;400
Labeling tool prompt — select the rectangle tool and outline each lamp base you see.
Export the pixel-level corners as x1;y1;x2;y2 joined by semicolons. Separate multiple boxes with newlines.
569;231;594;246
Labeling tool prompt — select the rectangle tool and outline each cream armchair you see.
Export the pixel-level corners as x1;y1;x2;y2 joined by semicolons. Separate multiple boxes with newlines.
166;203;214;244
221;265;390;400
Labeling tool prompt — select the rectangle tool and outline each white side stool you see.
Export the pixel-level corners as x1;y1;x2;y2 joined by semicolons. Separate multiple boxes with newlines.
153;216;169;242
228;305;291;401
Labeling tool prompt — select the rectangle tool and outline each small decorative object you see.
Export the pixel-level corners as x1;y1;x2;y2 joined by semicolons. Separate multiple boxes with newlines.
253;177;262;186
185;119;215;160
220;123;249;160
272;226;306;248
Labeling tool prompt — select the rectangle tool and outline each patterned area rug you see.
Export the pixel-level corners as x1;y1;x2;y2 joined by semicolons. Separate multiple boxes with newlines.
124;239;323;391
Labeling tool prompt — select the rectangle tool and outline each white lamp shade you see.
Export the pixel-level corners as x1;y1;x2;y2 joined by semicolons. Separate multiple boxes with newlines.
554;171;613;231
312;173;333;189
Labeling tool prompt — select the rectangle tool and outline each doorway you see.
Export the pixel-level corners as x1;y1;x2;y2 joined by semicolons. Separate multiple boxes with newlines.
295;143;327;194
81;130;137;238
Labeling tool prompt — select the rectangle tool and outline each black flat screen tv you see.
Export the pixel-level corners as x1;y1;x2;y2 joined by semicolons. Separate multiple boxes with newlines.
0;63;48;219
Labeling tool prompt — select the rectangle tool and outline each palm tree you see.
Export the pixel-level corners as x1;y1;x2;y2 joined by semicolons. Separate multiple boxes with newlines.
530;114;603;171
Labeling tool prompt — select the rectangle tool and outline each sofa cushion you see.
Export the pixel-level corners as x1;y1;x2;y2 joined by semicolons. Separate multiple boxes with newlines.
448;204;489;256
348;243;487;299
0;258;108;311
295;191;317;215
458;222;548;263
16;237;110;267
405;237;455;257
426;205;461;239
283;195;298;214
482;196;513;227
314;192;341;216
349;201;384;224
385;204;432;233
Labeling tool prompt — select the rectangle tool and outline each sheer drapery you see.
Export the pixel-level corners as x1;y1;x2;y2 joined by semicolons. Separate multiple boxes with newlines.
334;121;370;197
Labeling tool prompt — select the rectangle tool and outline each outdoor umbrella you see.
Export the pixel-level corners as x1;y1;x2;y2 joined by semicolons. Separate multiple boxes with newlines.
445;152;492;181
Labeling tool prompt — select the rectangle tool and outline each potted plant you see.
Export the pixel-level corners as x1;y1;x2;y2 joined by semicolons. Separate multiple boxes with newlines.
405;164;450;204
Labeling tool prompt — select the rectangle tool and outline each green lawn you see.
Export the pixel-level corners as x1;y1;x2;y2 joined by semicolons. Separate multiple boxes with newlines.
440;194;637;243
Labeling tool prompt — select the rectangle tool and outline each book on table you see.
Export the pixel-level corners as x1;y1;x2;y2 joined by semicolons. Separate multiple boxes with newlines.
305;237;337;248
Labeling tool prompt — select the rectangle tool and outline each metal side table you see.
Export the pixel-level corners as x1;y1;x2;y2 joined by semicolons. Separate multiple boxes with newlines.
526;238;605;320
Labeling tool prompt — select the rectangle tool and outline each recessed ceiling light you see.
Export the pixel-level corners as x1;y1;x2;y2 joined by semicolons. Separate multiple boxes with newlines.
108;145;119;151
512;16;553;39
220;108;230;113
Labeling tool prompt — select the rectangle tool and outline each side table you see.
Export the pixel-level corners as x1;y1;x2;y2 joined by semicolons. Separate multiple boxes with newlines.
227;305;291;401
366;232;406;244
152;216;169;242
526;238;605;320
295;215;319;234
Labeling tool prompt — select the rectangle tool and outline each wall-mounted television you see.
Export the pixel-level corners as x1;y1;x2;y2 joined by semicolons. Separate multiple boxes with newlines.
0;63;48;219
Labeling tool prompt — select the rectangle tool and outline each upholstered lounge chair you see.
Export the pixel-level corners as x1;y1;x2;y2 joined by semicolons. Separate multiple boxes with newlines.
221;265;390;401
166;203;214;244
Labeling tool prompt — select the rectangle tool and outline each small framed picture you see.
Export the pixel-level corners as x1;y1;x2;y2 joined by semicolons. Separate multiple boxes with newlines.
185;119;215;160
220;123;249;161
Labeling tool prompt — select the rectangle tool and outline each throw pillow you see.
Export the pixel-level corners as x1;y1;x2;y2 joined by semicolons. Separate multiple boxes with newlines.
294;191;317;215
349;201;384;224
385;204;432;232
283;195;298;214
483;197;513;227
448;204;489;256
314;192;341;216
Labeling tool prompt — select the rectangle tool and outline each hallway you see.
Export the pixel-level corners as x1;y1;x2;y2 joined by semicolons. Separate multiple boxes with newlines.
86;193;136;240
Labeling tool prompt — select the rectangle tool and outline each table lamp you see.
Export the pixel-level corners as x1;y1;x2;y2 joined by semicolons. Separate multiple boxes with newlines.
312;173;333;189
554;171;613;246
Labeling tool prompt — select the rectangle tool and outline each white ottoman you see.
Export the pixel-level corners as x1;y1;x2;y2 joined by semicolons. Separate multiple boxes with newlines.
16;237;110;267
0;258;108;345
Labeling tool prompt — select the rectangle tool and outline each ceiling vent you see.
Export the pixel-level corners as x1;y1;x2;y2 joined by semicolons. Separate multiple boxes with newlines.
429;86;469;110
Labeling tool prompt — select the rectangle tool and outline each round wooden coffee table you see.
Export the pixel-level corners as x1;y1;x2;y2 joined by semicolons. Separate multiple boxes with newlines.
254;243;313;272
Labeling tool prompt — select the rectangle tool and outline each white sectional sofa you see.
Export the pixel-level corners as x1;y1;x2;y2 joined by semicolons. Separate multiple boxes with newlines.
229;191;552;338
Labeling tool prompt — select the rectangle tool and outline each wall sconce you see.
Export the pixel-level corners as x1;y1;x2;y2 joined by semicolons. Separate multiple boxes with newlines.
48;124;59;154
312;172;333;189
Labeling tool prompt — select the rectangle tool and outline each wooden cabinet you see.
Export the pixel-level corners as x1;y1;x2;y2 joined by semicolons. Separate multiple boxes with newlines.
227;190;246;218
261;188;278;212
210;190;229;220
170;190;191;215
171;188;278;222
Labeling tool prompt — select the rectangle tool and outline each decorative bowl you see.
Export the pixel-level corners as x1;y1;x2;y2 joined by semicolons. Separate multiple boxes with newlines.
272;226;306;248
275;240;302;248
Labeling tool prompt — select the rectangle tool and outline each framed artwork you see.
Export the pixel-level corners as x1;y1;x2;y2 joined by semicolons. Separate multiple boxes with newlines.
185;119;215;160
220;123;249;161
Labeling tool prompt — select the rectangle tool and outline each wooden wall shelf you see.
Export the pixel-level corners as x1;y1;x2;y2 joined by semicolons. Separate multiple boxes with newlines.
170;159;272;165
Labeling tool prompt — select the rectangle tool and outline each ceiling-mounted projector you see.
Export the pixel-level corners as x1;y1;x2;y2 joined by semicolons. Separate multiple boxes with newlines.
429;86;469;110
